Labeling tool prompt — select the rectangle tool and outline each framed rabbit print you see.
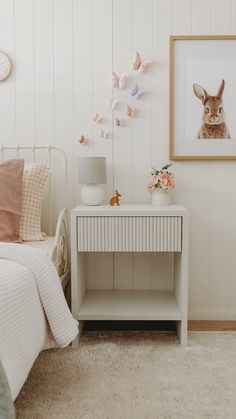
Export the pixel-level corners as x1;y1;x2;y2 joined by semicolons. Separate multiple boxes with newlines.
169;35;236;160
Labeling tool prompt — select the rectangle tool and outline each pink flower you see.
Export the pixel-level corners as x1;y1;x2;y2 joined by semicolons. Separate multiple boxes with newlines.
158;173;175;190
146;166;175;192
147;175;159;191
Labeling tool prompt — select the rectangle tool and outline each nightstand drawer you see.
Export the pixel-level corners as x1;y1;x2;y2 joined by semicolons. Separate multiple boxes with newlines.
77;216;182;252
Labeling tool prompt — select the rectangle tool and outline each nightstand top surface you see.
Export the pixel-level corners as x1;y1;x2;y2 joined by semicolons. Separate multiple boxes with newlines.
71;204;188;217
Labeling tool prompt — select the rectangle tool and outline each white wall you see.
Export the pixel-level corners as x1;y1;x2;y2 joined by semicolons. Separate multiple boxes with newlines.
1;0;236;319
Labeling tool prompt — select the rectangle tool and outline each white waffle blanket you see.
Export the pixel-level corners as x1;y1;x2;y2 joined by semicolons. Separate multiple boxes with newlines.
0;243;78;400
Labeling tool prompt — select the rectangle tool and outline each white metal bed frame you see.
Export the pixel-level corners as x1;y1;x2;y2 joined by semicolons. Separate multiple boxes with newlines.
0;144;69;288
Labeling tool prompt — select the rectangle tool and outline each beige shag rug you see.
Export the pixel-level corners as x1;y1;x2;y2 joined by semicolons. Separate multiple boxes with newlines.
15;331;236;419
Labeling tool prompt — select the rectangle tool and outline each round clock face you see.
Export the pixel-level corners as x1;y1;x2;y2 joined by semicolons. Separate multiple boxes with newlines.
0;51;11;81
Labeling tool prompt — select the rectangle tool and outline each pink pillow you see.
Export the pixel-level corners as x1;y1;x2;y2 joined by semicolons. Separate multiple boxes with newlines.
0;159;24;242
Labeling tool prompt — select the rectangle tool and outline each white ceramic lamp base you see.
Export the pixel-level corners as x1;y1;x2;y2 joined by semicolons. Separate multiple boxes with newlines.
80;184;104;206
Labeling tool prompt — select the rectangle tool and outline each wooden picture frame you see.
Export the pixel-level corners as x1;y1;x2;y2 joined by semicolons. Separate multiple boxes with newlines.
169;35;236;160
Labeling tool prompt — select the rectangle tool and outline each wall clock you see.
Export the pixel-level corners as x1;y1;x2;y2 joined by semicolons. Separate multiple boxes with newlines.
0;51;11;81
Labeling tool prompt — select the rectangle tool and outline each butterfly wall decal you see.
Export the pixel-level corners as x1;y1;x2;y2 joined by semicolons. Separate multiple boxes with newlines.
115;118;125;127
127;105;137;118
93;113;102;123
100;129;109;139
107;98;119;110
112;72;128;89
79;135;88;145
133;51;151;73
130;83;144;99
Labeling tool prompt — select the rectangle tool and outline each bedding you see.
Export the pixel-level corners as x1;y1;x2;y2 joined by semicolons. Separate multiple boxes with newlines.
0;243;78;401
25;236;56;257
0;360;15;419
0;159;24;242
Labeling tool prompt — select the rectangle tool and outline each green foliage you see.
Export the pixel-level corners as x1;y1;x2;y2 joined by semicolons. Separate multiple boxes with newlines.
151;163;172;176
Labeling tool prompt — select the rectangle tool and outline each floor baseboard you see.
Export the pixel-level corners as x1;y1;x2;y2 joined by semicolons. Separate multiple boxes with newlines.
188;321;236;331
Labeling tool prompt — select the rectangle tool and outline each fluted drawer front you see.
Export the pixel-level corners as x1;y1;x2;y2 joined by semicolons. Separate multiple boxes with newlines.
77;216;182;252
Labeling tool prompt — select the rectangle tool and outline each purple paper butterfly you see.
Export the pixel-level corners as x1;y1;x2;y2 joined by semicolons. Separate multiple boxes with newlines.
130;83;144;99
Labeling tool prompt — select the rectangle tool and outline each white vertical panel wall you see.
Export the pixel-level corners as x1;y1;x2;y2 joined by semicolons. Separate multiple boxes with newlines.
1;0;236;319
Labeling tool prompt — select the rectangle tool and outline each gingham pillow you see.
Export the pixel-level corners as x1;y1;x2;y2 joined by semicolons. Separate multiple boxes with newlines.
19;162;50;241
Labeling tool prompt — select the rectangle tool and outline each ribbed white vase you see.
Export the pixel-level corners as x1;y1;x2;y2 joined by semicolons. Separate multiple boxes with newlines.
152;188;170;206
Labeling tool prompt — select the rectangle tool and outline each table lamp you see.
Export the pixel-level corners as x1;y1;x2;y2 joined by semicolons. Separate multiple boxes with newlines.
78;157;107;205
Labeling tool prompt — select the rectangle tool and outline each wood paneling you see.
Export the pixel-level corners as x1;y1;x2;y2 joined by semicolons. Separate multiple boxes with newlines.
15;0;35;145
0;0;15;145
2;0;236;318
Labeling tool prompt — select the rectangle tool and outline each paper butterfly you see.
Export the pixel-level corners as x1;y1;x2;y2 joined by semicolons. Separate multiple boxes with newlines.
115;118;125;127
100;129;109;139
112;72;128;89
133;51;151;73
107;98;119;110
79;135;88;145
93;113;102;123
130;83;144;99
127;105;137;118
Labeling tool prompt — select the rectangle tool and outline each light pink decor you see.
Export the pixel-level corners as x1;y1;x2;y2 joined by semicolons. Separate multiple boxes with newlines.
0;159;24;242
112;72;128;89
132;51;151;72
100;129;109;139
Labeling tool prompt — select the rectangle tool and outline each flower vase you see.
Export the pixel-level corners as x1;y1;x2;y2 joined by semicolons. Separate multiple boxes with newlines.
152;188;170;206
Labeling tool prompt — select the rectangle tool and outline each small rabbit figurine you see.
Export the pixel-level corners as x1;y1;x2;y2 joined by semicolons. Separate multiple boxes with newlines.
193;79;230;139
110;190;122;206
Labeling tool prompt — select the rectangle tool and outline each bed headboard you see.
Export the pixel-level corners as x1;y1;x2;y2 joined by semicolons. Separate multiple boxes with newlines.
0;144;68;235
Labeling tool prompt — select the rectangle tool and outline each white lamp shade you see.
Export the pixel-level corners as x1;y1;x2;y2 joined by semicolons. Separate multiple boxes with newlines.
78;157;107;184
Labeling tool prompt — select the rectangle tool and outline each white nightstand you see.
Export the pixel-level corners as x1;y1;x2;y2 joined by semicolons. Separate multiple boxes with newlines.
71;205;189;346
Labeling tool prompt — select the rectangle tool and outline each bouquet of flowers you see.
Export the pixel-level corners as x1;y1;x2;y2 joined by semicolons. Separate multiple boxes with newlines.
147;164;175;192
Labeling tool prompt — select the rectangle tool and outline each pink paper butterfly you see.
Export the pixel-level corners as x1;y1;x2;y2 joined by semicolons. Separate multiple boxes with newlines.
130;83;144;99
100;129;109;139
79;135;88;145
112;72;128;89
115;118;125;127
127;105;137;118
133;51;151;73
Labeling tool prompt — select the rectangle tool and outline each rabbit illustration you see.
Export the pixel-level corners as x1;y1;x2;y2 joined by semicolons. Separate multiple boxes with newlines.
193;79;230;139
110;190;122;206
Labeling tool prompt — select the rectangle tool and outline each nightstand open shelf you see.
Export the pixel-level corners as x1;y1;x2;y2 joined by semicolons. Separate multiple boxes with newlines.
71;205;189;346
77;290;181;321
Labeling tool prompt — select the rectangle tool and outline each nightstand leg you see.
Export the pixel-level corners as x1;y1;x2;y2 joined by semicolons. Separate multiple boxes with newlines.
176;320;187;346
71;213;86;347
72;320;84;347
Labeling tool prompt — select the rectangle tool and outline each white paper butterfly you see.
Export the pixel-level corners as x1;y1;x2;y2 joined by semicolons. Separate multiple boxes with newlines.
107;98;119;110
130;83;144;99
112;72;128;89
133;51;151;73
